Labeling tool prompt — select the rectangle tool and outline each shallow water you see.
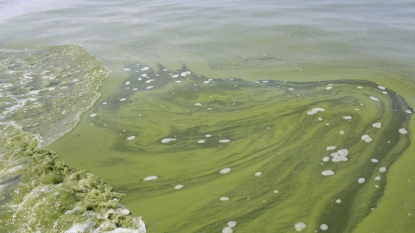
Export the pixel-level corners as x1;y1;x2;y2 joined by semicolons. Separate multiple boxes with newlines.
1;0;415;232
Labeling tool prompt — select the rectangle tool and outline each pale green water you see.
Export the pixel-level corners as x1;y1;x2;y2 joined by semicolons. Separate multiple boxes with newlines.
1;0;415;232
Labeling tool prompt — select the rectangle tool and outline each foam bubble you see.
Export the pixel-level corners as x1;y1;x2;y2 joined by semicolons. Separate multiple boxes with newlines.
294;222;306;232
205;134;212;137
371;158;379;163
322;157;330;162
145;79;154;83
322;170;335;176
357;86;363;89
222;227;233;233
307;107;325;115
120;98;126;101
125;81;131;85
343;116;352;120
320;224;329;231
146;86;154;89
194;103;202;106
141;67;149;71
220;168;231;174
161;138;176;143
197;140;205;143
141;74;147;77
90;113;97;117
127;136;136;140
326;146;337;150
143;176;158;181
325;86;333;90
382;91;388;94
370;96;379;101
331;149;348;162
379;167;387;173
372;122;382;128
318;117;323;121
174;185;184;190
399;128;408;134
274;190;279;193
175;80;181;83
172;74;179;78
255;172;262;176
339;130;345;135
406;109;412;114
220;197;230;201
227;221;237;228
358;178;366;184
361;134;373;142
219;139;231;143
378;86;386;90
336;199;341;203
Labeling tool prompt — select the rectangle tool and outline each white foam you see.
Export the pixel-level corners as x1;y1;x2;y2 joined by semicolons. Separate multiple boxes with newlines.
220;168;231;174
326;146;337;150
357;86;363;89
125;81;131;85
318;117;323;121
358;178;366;184
406;109;412;114
227;221;237;228
325;86;333;90
219;139;231;143
197;140;205;143
399;128;408;134
343;116;352;120
322;170;335;176
339;130;345;135
378;86;386;90
146;86;154;89
161;138;176;143
90;113;97;117
361;134;373;142
172;74;179;78
141;74;147;77
120;98;126;101
175;80;181;83
124;68;131;71
127;136;136;140
372;122;382;128
205;134;212;137
220;197;230;201
336;199;341;203
255;172;262;176
322;157;330;162
382;91;388;95
320;224;329;231
371;158;379;163
141;67;149;71
331;149;348;162
145;79;154;83
102;102;107;105
370;96;379;101
274;190;279;193
288;88;294;91
194;103;202;106
294;222;306;232
222;227;233;233
143;176;158;181
174;185;184;190
375;175;381;181
307;107;325;115
379;167;387;173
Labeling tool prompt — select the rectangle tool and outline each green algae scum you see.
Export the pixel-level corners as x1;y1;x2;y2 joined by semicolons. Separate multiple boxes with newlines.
50;62;412;232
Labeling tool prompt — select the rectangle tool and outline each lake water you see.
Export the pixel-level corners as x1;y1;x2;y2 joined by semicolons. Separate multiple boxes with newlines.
1;0;415;232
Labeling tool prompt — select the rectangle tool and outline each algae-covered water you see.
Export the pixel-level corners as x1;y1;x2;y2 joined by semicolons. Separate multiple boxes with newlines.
1;0;415;232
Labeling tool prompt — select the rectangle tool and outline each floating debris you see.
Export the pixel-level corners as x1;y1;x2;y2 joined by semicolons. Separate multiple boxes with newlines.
399;128;408;134
361;134;373;142
307;107;325;115
143;176;158;181
372;122;382;128
174;185;184;190
161;138;176;143
220;168;232;174
326;146;337;150
370;96;380;101
358;178;366;184
320;224;329;231
322;170;335;176
294;222;306;232
219;139;231;143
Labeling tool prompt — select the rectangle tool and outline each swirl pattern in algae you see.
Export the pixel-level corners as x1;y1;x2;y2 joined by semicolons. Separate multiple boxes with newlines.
84;63;411;233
